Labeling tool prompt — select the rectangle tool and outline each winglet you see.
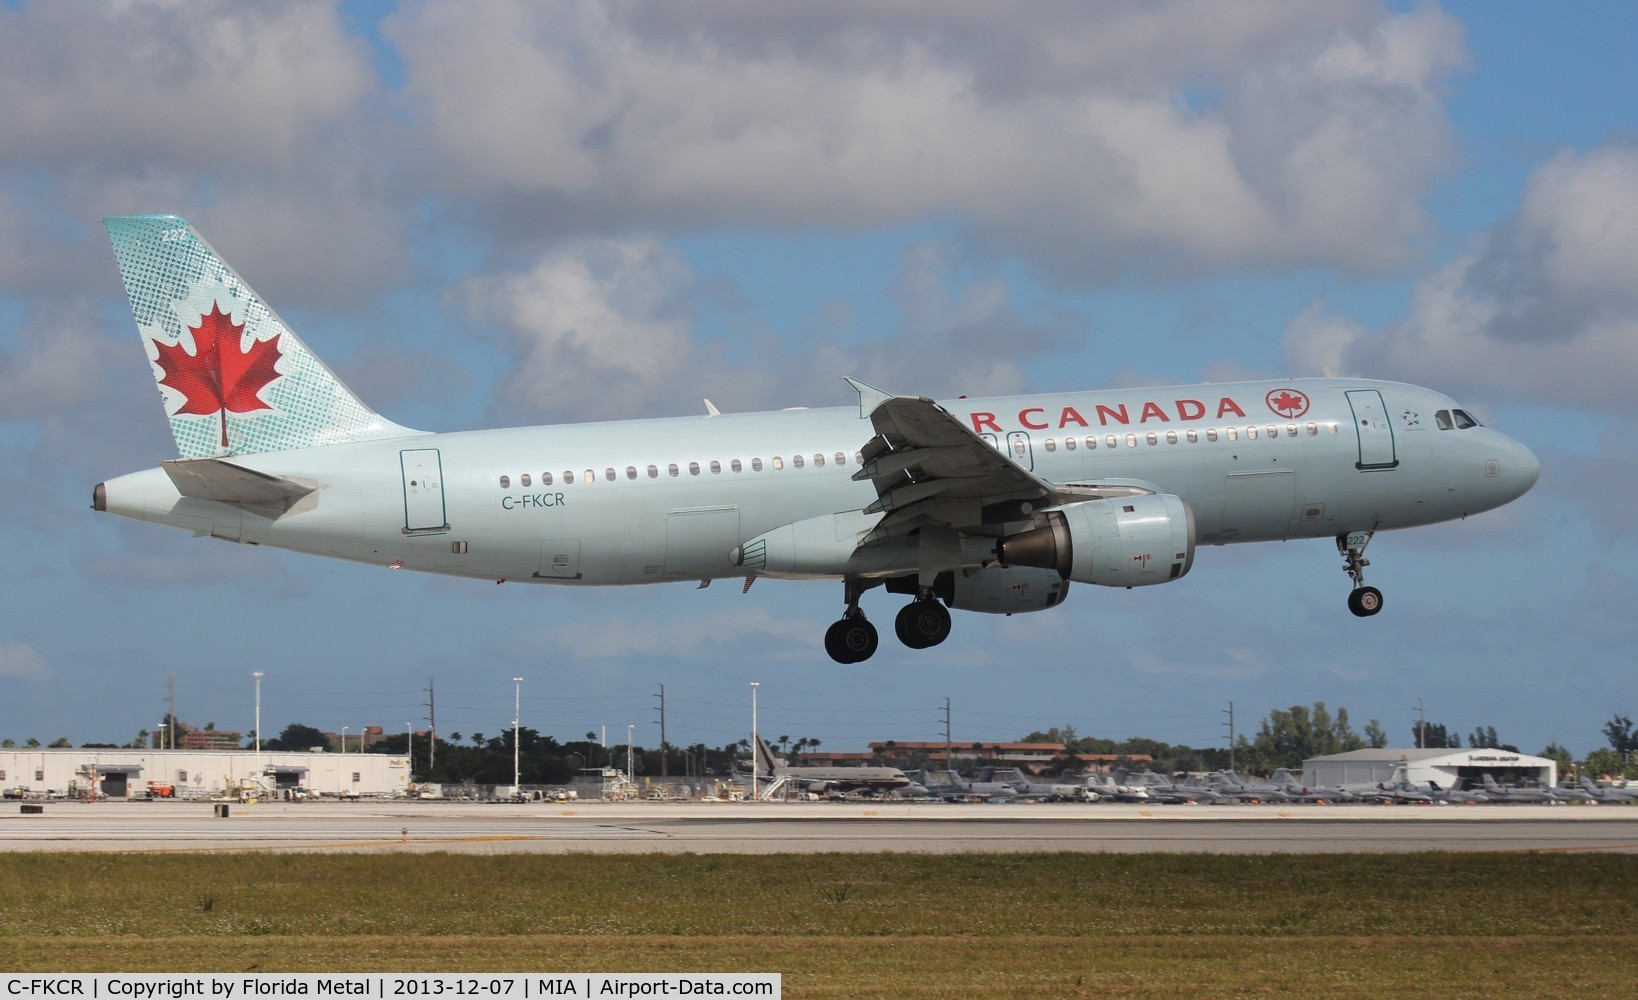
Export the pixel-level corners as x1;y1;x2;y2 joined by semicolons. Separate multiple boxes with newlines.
704;399;721;417
845;377;894;418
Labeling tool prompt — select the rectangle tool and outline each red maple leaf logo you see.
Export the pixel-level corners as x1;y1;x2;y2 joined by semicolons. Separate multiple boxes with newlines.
151;302;283;448
1266;388;1310;419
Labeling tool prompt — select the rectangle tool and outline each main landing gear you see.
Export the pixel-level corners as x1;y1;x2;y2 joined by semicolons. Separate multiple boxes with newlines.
825;581;953;663
1338;531;1384;618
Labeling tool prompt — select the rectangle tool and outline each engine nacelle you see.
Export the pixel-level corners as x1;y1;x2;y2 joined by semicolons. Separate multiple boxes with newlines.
996;494;1195;588
932;563;1069;615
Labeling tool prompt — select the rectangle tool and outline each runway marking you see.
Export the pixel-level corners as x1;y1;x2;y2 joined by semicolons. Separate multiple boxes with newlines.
90;834;550;854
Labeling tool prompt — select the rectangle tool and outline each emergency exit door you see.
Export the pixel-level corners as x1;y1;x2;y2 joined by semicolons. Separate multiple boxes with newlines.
400;448;449;534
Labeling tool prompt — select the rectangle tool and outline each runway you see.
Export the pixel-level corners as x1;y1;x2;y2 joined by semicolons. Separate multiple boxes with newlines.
4;800;1636;853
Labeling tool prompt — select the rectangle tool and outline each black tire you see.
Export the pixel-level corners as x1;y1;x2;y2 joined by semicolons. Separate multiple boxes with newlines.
1348;586;1384;617
826;617;878;663
896;599;952;649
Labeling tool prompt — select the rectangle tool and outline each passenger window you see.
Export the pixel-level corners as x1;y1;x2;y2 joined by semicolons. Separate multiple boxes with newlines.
564;471;575;484
626;466;637;480
793;454;805;469
499;475;511;489
1267;425;1278;438
1286;425;1297;437
1044;439;1057;453
1106;435;1117;449
813;453;825;468
542;472;553;486
1145;432;1157;446
647;465;658;479
752;458;763;472
584;469;595;484
731;459;742;473
1166;431;1177;445
1064;437;1076;451
772;456;784;470
1207;429;1218;442
1306;423;1317;436
668;464;679;477
1125;434;1137;448
1246;427;1258;440
520;474;531;487
709;460;722;474
835;452;847;466
1226;427;1238;441
1186;430;1197;443
689;462;700;476
605;468;617;482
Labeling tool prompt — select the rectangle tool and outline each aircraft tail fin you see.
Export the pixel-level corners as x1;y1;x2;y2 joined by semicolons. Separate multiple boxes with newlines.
103;214;419;459
753;735;783;776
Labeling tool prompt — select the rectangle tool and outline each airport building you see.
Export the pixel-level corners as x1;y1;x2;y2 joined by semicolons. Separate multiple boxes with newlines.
1303;747;1557;789
0;748;408;800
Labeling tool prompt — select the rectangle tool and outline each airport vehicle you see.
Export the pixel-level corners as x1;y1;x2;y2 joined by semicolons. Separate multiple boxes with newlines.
749;735;912;796
94;215;1540;662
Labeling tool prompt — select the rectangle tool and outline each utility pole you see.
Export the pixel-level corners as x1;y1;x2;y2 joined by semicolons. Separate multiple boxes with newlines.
655;684;668;782
1223;701;1235;773
940;697;952;774
426;678;437;772
513;677;523;797
168;673;176;750
750;681;760;801
1413;698;1426;749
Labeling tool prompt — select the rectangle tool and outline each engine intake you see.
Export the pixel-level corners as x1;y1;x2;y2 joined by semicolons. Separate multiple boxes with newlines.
997;494;1195;588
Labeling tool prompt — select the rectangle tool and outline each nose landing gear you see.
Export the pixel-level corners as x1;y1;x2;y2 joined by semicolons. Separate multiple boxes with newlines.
1338;531;1384;617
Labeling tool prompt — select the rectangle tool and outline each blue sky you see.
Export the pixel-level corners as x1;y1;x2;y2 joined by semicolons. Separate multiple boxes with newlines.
1;1;1634;759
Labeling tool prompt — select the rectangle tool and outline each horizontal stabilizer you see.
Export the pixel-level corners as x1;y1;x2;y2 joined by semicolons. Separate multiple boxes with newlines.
161;458;315;518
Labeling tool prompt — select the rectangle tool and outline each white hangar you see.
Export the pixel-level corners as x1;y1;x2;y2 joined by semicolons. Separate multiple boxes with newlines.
1303;747;1557;790
0;748;407;800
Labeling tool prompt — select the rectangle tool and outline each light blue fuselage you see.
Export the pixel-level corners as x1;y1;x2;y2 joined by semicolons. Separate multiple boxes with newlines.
99;377;1539;588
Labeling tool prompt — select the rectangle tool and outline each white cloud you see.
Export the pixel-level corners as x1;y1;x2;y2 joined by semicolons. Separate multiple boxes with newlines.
1130;647;1268;680
1282;146;1638;411
0;642;48;681
391;0;1464;277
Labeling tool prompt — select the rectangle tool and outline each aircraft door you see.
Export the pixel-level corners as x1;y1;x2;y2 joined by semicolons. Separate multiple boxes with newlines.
400;448;450;534
1006;432;1035;471
535;539;581;579
1345;390;1398;470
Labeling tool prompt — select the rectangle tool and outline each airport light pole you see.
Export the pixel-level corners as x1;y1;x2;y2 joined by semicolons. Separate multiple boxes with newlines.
342;726;349;754
750;681;760;802
406;722;414;781
253;671;263;764
513;677;523;798
626;724;635;784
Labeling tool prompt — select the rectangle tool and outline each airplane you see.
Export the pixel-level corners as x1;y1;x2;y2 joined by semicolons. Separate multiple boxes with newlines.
93;215;1541;663
1569;776;1638;804
1477;773;1568;804
747;735;912;796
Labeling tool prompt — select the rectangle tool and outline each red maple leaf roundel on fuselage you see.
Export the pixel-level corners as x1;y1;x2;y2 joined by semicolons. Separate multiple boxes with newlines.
151;301;283;448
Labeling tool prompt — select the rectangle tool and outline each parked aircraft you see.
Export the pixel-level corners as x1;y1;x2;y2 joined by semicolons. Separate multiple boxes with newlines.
1478;773;1566;804
94;215;1540;662
748;736;912;796
1569;777;1638;804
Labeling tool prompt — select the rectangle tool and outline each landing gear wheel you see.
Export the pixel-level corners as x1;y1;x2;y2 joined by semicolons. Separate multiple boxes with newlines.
825;616;879;663
895;599;952;649
1347;586;1384;617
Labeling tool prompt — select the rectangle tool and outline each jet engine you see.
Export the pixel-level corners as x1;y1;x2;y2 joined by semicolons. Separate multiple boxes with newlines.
996;494;1194;588
886;564;1068;614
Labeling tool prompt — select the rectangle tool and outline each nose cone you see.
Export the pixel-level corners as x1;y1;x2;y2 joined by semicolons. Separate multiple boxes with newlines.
1509;437;1541;499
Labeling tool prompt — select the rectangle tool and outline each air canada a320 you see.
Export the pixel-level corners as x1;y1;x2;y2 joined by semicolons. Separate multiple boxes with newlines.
94;215;1539;663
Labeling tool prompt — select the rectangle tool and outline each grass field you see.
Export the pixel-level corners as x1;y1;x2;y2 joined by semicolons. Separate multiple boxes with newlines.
2;853;1634;997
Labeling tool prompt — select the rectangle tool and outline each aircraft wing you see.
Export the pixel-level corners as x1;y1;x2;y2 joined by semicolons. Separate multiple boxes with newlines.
847;379;1143;541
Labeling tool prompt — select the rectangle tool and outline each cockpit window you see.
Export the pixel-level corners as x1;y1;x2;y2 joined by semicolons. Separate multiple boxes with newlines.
1452;409;1480;429
1435;410;1453;431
